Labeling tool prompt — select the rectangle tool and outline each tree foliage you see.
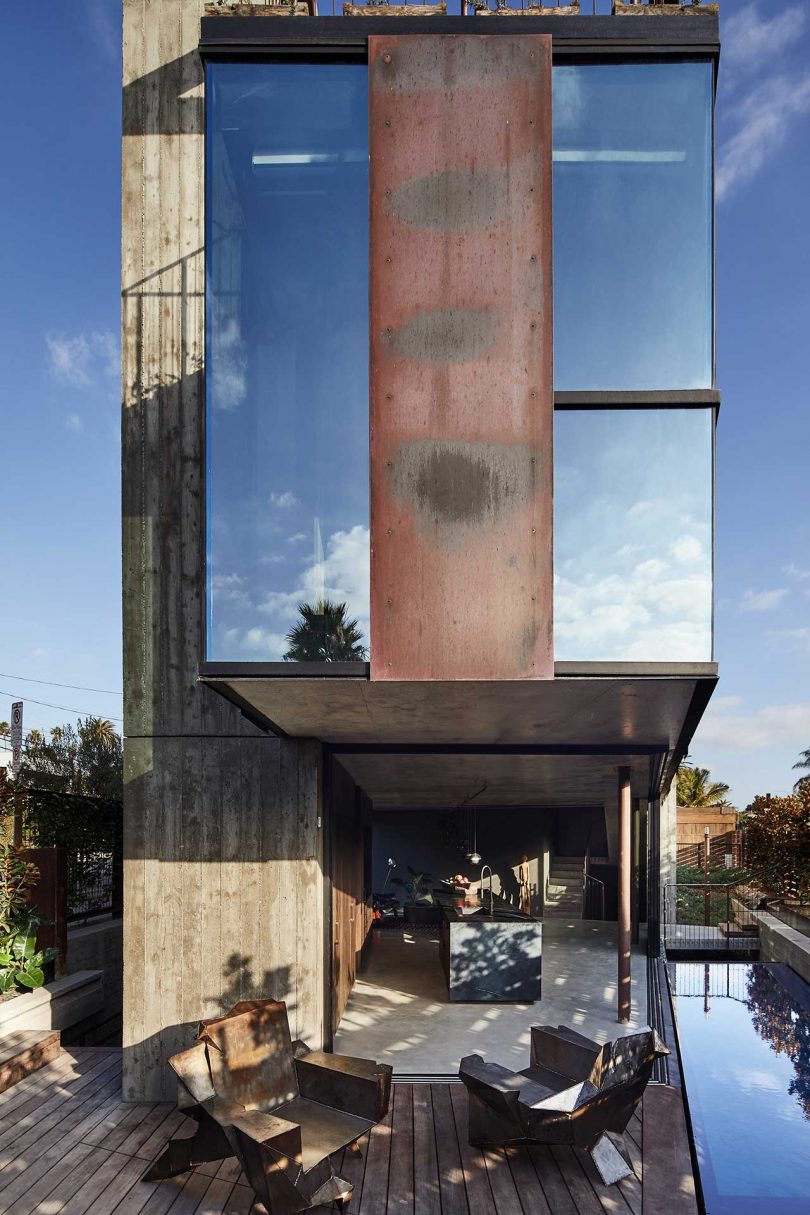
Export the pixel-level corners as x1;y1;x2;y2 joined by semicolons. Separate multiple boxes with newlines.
745;965;810;1119
283;599;367;662
676;763;731;808
0;846;58;992
793;746;810;793
741;785;810;900
15;717;122;800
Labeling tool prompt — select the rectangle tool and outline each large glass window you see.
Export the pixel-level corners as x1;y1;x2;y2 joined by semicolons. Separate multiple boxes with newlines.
553;62;713;391
206;62;369;662
554;409;713;661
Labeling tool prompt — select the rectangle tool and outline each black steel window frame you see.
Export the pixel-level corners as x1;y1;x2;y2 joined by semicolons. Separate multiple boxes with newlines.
199;27;719;677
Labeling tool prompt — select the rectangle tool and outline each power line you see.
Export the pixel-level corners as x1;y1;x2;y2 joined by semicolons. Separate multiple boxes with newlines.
0;672;122;696
0;688;123;723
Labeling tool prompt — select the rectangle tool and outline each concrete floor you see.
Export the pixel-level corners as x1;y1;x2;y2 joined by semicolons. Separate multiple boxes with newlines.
335;919;649;1076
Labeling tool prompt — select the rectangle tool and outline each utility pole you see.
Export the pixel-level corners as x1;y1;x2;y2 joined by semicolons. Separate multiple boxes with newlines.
10;701;23;846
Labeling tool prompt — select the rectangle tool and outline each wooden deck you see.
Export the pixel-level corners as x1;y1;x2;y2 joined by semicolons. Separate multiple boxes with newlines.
0;1049;697;1215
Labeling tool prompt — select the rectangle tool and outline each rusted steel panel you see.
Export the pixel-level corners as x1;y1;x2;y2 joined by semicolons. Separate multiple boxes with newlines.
369;34;554;682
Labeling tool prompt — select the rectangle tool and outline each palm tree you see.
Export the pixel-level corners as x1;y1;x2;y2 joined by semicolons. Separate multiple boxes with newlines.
676;764;731;808
283;599;368;662
83;718;118;748
793;747;810;792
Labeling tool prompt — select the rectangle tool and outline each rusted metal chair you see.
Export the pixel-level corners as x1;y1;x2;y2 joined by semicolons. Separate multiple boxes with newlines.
145;1000;392;1213
459;1024;668;1185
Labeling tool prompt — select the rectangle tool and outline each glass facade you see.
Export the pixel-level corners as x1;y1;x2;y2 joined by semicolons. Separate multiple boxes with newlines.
204;55;715;668
554;409;713;662
206;62;369;662
553;62;713;391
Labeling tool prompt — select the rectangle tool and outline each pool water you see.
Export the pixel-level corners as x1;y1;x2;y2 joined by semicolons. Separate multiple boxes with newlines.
669;962;810;1215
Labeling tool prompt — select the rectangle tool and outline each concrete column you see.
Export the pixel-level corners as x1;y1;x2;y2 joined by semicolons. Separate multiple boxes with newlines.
618;767;632;1024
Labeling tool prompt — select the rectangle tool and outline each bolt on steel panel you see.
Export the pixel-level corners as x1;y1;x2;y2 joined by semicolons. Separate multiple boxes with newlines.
369;34;553;682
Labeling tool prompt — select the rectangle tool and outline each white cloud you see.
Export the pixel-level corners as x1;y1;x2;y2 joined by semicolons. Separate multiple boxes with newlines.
209;307;246;411
211;572;251;608
723;4;805;75
767;626;810;655
697;702;810;751
717;70;810;201
270;491;299;509
671;535;704;565
46;330;118;387
86;0;120;63
258;524;370;643
66;414;83;432
739;587;789;613
784;562;810;581
223;626;288;659
286;532;307;545
711;695;742;712
555;558;712;661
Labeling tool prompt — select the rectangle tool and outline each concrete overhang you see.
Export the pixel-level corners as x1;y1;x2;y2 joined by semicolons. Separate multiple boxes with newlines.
199;662;717;795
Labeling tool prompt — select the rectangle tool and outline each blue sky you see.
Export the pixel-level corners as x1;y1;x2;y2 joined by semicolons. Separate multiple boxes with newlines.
1;1;808;808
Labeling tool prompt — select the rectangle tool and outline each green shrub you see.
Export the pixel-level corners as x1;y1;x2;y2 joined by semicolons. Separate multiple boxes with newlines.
0;846;58;993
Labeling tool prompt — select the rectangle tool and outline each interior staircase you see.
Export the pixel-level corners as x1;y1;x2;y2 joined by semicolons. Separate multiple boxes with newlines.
545;857;585;920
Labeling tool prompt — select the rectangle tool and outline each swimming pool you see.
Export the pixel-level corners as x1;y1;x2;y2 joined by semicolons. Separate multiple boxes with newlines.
669;961;810;1214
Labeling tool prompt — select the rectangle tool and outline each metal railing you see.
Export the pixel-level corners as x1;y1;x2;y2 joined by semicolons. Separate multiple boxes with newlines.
583;872;606;920
663;882;761;952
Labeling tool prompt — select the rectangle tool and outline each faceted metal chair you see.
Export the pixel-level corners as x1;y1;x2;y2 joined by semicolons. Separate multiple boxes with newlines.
145;1000;392;1213
459;1024;668;1185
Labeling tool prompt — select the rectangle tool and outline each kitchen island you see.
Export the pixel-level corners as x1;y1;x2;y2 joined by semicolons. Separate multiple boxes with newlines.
440;905;542;1002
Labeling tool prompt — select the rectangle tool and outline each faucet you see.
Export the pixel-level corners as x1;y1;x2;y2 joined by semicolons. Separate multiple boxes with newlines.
480;865;494;916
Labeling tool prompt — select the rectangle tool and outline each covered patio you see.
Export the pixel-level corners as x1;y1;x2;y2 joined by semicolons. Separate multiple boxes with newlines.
335;920;648;1078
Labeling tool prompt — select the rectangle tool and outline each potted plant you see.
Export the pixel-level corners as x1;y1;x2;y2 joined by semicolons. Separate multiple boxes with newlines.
613;1;717;15
396;869;443;926
205;1;317;18
343;1;447;16
472;1;580;15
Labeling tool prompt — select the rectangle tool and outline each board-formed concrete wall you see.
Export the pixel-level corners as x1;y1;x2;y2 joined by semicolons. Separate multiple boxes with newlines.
121;0;324;1101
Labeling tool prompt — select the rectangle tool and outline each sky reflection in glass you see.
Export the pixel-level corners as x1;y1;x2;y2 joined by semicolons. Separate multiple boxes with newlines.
553;62;713;390
554;409;713;661
206;62;369;662
670;962;810;1214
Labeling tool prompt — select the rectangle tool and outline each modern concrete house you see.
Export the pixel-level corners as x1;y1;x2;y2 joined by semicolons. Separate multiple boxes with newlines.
122;1;720;1100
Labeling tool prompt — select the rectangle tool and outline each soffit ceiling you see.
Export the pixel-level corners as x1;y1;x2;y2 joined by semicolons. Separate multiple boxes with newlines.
336;751;651;809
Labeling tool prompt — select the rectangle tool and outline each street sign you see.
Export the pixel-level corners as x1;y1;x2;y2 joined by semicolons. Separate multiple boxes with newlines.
10;702;22;779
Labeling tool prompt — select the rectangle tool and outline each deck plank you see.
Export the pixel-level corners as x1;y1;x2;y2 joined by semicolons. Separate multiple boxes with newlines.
357;1093;392;1214
388;1084;414;1215
136;1110;194;1162
57;1149;143;1215
528;1146;578;1215
504;1145;553;1215
550;1145;605;1215
0;1053;120;1136
641;1087;697;1215
412;1084;441;1215
449;1084;496;1215
0;1055;701;1215
339;1132;369;1214
482;1149;523;1215
0;1140;95;1215
572;1147;635;1215
430;1084;468;1215
0;1068;123;1182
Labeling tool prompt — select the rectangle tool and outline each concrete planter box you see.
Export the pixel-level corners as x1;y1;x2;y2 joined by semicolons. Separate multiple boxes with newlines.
755;912;810;986
0;971;103;1035
613;2;719;15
